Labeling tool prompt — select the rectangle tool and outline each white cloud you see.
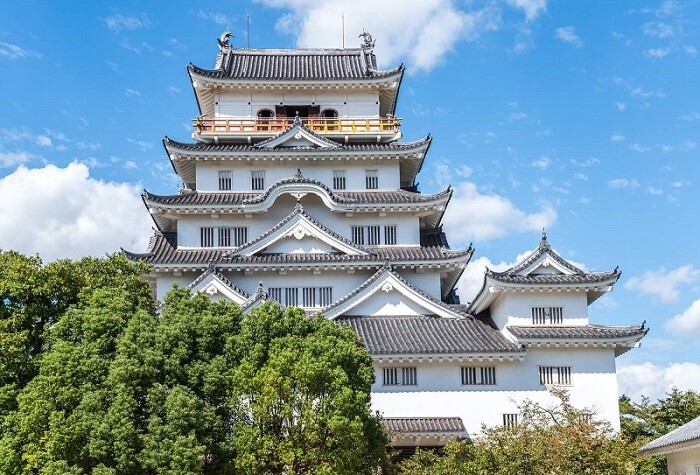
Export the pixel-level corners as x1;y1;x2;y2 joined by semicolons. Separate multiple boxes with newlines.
127;138;152;151
456;255;513;303
0;151;37;168
167;86;182;95
506;0;547;21
442;181;556;243
570;157;600;167
644;47;672;58
624;265;700;303
509;111;528;121
196;10;232;26
685;45;697;56
103;13;150;32
678;112;700;121
125;88;142;98
618;362;700;402
643;21;676;38
610;134;625;142
647;187;663;195
667;299;700;336
76;141;102;151
616;102;627;111
0;42;41;59
0;163;151;261
574;173;588;181
123;160;138;170
608;178;639;189
531;156;551;170
258;0;503;72
554;26;582;47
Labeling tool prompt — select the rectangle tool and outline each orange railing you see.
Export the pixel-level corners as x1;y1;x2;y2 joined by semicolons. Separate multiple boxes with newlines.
193;117;401;135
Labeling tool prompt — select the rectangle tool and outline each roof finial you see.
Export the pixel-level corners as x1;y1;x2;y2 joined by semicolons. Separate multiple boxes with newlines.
540;228;550;248
217;29;233;51
256;281;265;296
295;168;303;178
359;30;375;49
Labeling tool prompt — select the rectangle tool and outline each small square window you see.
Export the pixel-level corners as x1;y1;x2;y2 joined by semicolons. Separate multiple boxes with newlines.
365;169;378;189
251;170;266;191
218;170;232;191
333;170;346;190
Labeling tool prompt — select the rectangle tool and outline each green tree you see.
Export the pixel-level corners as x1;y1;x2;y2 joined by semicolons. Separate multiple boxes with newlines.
400;388;638;475
230;302;387;475
620;388;700;475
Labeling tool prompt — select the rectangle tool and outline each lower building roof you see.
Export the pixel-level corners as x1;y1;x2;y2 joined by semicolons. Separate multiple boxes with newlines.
640;415;700;456
507;324;647;340
384;417;466;434
339;315;523;355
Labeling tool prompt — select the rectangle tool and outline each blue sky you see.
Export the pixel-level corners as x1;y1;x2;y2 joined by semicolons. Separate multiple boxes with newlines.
0;0;698;401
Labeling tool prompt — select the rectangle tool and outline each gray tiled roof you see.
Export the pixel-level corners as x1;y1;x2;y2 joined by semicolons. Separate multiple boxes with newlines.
189;48;403;81
164;136;431;154
484;233;620;287
143;179;451;207
122;232;472;266
640;415;700;454
339;315;523;355
508;325;648;340
383;417;466;434
186;267;250;298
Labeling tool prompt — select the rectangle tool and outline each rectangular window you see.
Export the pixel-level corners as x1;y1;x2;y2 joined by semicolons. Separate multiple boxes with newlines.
218;227;231;247
302;287;333;307
351;226;365;245
461;366;497;386
384;225;397;245
200;227;215;247
218;170;232;191
251;170;265;190
538;366;572;386
268;287;282;303
232;226;248;246
382;367;417;386
333;170;346;190
532;306;563;325
365;169;378;189
503;414;518;428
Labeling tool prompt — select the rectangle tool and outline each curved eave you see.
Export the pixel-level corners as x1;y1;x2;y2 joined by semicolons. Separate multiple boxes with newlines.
467;274;620;315
510;336;646;356
640;438;700;458
372;351;526;363
142;187;452;220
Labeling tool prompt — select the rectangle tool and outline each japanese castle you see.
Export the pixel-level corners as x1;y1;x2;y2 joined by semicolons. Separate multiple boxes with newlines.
124;31;647;448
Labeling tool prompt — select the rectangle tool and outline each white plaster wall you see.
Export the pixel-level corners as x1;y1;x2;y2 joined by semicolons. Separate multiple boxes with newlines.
667;447;700;475
489;291;590;328
196;160;401;191
215;91;380;118
371;347;621;435
154;268;442;307
175;196;420;248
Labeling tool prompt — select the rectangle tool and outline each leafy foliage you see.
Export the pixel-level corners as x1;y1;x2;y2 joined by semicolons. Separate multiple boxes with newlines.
620;388;700;475
0;253;386;474
399;388;638;475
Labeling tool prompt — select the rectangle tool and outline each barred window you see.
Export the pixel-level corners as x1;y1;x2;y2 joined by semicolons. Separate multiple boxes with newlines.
351;225;398;245
365;169;378;189
384;225;397;245
302;287;333;307
333;170;346;190
200;227;215;247
218;170;232;190
532;306;563;324
538;366;572;386
251;170;265;190
218;227;231;247
232;227;248;246
383;367;417;386
461;366;497;385
268;287;299;306
503;413;518;428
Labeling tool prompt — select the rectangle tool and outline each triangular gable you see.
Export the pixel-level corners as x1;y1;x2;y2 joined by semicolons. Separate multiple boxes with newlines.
188;268;249;304
509;232;583;277
229;204;369;257
240;283;283;315
255;120;341;149
320;266;464;320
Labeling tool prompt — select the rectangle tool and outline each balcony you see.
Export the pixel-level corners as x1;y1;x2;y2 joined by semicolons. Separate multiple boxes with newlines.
192;116;401;143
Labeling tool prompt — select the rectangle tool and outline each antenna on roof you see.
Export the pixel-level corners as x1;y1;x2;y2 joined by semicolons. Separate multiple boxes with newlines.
342;14;345;48
247;14;250;48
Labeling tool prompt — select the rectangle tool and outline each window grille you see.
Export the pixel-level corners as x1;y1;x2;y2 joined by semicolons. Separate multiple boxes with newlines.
267;287;300;306
232;227;248;246
218;170;232;190
332;170;346;190
200;227;215;247
367;225;381;245
218;227;231;247
384;225;397;245
503;414;518;427
351;226;365;245
251;170;265;190
532;306;563;324
538;366;572;386
365;169;378;189
461;366;497;385
382;367;417;386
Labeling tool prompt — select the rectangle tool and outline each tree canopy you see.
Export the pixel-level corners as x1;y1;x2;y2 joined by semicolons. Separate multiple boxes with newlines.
399;388;639;475
0;252;386;474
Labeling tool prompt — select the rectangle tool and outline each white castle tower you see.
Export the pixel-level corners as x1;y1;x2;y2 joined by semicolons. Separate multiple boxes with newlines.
124;31;646;451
